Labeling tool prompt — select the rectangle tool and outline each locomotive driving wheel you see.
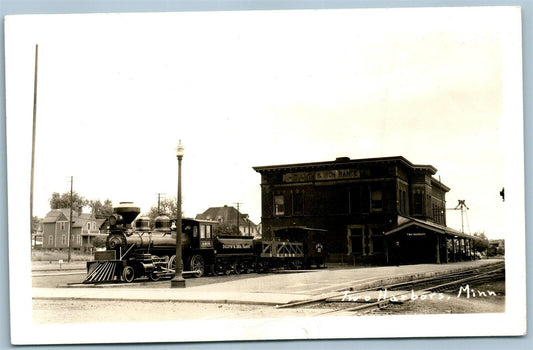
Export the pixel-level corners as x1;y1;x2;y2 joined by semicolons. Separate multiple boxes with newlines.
189;254;204;278
148;271;161;281
168;255;176;271
121;266;135;283
232;262;240;275
148;255;162;281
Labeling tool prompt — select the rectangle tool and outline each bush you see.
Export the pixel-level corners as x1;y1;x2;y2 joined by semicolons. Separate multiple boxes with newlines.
92;235;108;248
31;249;93;262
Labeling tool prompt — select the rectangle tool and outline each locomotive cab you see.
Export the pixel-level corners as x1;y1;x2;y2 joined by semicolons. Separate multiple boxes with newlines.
182;219;214;249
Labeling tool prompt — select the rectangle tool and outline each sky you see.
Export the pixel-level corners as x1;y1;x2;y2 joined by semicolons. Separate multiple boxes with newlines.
5;7;523;239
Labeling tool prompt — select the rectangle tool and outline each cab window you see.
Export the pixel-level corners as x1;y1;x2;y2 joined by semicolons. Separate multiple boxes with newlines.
200;224;206;239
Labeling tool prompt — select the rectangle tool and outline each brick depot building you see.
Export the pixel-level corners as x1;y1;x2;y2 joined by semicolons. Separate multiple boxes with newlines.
253;156;479;265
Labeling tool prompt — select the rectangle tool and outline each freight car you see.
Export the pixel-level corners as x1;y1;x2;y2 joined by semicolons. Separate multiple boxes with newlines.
84;202;327;283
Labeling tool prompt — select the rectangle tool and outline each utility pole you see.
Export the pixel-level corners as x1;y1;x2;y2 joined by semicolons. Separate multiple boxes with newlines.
30;44;38;247
156;193;165;214
234;202;242;235
67;176;73;263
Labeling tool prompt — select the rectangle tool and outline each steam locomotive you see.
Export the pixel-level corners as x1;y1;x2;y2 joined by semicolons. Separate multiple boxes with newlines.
85;202;327;283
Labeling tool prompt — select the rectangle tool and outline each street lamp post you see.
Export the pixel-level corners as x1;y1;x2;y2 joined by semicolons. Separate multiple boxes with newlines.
171;140;186;288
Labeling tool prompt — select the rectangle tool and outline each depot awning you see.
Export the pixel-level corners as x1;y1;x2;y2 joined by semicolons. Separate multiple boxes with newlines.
384;216;484;241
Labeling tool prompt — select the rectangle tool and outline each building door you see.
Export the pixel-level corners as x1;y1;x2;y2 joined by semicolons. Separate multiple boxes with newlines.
347;225;365;255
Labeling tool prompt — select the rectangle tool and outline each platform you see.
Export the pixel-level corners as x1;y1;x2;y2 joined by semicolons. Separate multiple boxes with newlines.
32;259;504;306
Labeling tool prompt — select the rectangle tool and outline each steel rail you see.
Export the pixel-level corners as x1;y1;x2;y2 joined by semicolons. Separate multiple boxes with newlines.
277;262;504;311
311;266;505;316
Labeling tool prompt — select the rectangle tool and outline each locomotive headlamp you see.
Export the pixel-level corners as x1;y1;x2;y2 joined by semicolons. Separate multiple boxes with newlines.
108;214;123;227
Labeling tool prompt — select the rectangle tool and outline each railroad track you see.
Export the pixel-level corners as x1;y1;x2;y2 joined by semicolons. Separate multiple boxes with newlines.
277;262;505;316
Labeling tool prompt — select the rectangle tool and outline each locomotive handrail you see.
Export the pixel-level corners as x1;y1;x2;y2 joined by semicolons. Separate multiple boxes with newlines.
119;243;136;260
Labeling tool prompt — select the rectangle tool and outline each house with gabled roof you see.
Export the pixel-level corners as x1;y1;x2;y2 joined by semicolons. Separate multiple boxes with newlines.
195;205;260;237
41;209;103;251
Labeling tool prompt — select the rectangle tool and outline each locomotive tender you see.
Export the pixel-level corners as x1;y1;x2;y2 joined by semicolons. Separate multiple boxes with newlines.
85;202;327;283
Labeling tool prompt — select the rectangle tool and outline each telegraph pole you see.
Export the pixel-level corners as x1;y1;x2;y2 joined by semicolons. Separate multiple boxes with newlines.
234;202;242;235
156;193;165;214
67;176;73;263
30;44;38;246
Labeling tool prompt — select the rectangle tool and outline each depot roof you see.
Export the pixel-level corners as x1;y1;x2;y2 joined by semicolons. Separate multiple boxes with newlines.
384;216;485;241
253;155;438;175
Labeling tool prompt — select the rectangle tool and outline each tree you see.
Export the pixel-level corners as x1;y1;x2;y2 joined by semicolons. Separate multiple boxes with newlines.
49;191;88;211
31;215;41;233
31;215;42;248
472;231;489;253
214;224;238;235
145;197;179;222
88;199;114;218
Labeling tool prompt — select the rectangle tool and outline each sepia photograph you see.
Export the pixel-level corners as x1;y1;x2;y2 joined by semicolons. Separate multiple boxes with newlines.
4;6;526;345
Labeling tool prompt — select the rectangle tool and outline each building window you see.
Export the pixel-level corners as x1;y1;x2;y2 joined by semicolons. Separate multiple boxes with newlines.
87;223;91;231
361;187;371;213
350;187;361;213
350;186;370;213
371;190;383;212
433;204;444;225
61;235;67;245
200;224;206;239
48;235;54;245
292;191;304;215
274;195;285;216
414;193;423;215
399;190;407;214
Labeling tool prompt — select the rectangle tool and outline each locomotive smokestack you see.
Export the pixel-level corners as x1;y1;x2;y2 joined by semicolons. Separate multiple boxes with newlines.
113;202;141;226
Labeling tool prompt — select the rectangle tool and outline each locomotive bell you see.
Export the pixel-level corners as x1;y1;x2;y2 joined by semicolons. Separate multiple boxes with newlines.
113;202;141;226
